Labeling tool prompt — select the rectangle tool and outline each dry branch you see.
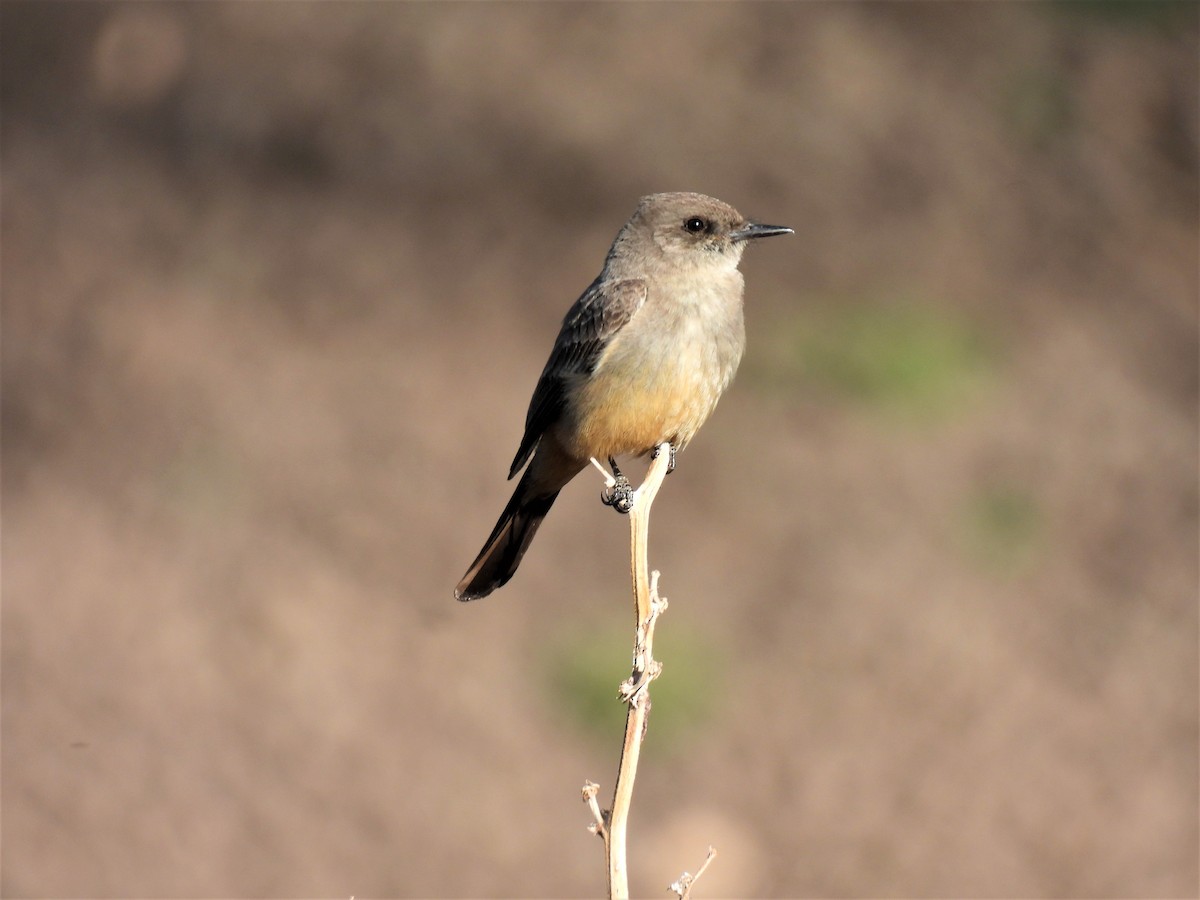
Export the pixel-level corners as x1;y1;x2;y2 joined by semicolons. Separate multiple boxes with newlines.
581;442;675;900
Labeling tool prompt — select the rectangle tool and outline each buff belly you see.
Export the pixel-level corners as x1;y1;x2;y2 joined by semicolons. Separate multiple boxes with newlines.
562;323;743;460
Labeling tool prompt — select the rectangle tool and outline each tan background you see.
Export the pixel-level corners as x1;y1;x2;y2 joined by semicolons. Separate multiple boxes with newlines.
3;2;1197;897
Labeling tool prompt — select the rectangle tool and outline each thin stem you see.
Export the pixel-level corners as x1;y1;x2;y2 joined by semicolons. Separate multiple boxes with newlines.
604;442;672;899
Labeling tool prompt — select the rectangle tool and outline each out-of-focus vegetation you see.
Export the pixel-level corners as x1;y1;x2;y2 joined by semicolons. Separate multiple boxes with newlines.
962;483;1046;576
544;624;724;749
755;299;997;422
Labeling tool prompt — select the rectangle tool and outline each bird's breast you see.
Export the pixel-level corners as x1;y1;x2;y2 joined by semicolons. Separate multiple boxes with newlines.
562;280;746;459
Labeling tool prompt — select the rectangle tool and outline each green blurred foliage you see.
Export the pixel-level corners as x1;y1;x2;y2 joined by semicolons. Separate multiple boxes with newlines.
1050;0;1198;31
962;483;1046;576
1002;68;1075;149
541;621;724;750
754;299;998;423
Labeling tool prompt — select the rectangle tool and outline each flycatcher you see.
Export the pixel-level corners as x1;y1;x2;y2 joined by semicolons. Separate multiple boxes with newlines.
455;192;791;601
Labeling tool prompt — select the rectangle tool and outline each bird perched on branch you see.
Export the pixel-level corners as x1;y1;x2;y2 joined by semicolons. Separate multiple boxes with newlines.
455;192;792;601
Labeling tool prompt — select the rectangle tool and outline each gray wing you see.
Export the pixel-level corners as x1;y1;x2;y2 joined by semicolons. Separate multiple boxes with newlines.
508;277;647;478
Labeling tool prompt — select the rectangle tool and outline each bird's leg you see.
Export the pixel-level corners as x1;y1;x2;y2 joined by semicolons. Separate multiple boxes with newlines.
600;455;634;514
651;443;678;474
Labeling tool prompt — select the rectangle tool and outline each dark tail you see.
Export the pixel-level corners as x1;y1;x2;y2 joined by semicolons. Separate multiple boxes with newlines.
454;469;560;601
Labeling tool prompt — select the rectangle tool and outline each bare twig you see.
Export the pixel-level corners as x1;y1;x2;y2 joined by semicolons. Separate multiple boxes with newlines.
589;456;618;488
581;780;607;840
669;846;718;899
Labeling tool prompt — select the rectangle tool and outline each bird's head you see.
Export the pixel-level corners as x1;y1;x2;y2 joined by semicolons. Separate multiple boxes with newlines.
630;192;792;268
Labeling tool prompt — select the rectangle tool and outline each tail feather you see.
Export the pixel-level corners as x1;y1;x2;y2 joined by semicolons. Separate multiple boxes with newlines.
454;477;560;601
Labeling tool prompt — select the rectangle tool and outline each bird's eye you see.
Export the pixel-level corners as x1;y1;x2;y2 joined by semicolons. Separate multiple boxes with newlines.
684;217;708;234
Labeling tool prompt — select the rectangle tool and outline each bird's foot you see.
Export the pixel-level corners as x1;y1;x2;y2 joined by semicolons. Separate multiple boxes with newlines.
652;443;678;474
600;456;634;514
602;477;634;513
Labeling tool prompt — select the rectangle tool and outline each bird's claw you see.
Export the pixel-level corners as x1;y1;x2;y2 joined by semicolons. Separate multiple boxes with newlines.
601;475;634;514
652;443;678;474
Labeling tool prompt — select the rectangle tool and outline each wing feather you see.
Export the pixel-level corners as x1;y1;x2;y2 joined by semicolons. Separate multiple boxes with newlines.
508;277;647;477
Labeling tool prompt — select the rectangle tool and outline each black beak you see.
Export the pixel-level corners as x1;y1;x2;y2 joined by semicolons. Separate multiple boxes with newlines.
730;222;794;242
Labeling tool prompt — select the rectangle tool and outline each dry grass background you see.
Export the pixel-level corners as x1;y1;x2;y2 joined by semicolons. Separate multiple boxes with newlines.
2;2;1197;898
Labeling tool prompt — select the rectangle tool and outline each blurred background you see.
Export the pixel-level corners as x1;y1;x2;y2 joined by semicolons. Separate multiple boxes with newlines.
3;2;1197;897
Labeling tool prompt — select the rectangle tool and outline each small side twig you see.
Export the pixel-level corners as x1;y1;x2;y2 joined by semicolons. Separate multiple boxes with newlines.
589;456;618;488
669;846;718;899
581;781;608;839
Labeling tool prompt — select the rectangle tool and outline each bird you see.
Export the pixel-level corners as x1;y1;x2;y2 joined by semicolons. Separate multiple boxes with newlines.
455;192;792;601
